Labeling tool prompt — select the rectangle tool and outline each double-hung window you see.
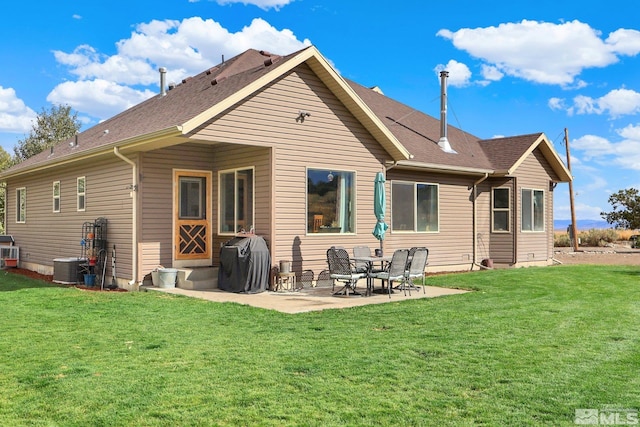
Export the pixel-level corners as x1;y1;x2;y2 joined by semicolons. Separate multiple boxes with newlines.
521;188;544;232
77;177;86;211
53;181;61;213
391;181;439;232
307;169;355;234
16;187;26;223
492;187;510;232
219;168;254;234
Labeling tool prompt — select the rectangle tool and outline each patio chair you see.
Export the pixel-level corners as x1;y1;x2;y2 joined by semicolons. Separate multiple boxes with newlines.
352;246;372;273
370;249;409;298
326;247;366;297
401;247;429;295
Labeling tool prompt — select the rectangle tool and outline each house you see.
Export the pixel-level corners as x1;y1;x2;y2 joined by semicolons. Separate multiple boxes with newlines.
0;46;571;290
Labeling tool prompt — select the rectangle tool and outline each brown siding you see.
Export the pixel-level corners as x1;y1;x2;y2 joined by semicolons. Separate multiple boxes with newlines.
515;148;557;263
192;64;392;279
140;144;214;276
385;170;477;268
5;155;132;277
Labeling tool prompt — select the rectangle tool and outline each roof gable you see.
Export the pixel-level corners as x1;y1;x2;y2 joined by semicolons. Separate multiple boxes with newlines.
479;133;571;181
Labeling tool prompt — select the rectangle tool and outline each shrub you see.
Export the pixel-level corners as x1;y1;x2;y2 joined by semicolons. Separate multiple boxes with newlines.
554;232;571;247
579;228;618;247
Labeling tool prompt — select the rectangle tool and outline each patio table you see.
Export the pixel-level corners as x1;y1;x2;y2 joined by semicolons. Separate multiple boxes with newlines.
352;254;392;296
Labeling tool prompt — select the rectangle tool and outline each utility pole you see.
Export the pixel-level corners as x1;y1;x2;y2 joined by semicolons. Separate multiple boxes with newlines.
565;128;579;252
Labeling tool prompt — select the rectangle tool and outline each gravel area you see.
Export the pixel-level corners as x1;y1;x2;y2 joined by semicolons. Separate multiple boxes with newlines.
554;244;640;265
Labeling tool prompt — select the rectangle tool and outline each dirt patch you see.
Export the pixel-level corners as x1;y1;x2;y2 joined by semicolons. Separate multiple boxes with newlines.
3;267;127;292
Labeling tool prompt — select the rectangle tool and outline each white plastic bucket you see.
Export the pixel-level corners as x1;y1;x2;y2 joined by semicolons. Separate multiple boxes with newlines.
158;268;178;288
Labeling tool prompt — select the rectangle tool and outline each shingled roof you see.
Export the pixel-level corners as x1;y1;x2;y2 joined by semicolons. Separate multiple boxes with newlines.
1;45;571;182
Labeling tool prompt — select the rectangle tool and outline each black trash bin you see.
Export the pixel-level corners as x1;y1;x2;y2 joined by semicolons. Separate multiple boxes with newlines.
218;235;271;293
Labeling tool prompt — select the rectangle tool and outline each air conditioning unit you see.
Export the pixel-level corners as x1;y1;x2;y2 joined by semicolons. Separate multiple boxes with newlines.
53;257;84;284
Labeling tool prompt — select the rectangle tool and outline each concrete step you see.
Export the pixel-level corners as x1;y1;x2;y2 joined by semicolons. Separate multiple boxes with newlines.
176;267;218;290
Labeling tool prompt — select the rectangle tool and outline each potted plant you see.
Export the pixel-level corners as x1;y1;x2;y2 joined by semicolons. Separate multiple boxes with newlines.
87;248;98;266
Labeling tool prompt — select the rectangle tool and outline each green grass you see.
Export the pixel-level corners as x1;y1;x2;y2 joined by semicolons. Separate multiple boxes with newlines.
1;265;639;426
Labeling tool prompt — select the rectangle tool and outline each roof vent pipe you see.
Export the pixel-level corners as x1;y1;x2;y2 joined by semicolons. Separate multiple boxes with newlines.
438;70;457;154
159;67;167;96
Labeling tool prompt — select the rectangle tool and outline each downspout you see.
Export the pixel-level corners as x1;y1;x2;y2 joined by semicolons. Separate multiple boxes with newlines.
472;173;490;270
113;147;138;286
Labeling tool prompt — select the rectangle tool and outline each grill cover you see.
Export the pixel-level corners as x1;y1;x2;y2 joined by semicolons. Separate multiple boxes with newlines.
218;236;270;293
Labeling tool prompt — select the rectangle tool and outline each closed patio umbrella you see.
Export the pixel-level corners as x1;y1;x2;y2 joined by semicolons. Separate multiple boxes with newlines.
372;171;389;254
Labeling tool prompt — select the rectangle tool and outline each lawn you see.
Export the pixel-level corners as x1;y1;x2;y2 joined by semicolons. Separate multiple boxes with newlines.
1;265;639;426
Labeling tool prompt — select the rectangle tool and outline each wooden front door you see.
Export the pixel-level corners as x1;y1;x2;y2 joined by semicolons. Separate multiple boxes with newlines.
174;170;212;261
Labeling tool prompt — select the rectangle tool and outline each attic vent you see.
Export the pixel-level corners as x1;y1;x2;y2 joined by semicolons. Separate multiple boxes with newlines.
265;55;281;66
370;86;384;95
259;50;273;56
181;77;193;84
211;76;227;86
168;82;176;90
205;67;218;75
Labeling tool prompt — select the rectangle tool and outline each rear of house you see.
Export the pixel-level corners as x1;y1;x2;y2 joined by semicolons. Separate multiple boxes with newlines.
0;46;571;289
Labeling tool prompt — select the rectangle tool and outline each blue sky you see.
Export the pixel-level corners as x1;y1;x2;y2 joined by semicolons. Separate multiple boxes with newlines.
1;0;640;222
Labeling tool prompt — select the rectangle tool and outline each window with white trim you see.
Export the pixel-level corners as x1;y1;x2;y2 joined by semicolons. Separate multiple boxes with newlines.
307;169;355;234
492;187;510;232
521;188;544;232
53;181;61;213
219;168;254;234
77;177;86;211
16;187;26;223
391;181;439;232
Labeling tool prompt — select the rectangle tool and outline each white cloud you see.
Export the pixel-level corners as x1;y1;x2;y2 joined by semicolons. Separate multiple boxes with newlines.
190;0;294;11
437;20;639;86
0;86;37;133
570;88;640;118
572;125;640;170
548;97;565;111
434;60;472;87
480;64;503;81
605;28;640;56
47;80;156;119
50;17;311;120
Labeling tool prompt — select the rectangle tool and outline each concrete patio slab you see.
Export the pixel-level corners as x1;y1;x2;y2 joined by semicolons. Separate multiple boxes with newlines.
142;284;469;314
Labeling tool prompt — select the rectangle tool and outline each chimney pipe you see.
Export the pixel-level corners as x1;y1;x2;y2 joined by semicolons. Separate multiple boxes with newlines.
438;70;456;154
159;67;167;96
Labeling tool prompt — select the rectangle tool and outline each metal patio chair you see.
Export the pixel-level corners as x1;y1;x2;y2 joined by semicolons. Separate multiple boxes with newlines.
326;247;366;297
370;248;409;298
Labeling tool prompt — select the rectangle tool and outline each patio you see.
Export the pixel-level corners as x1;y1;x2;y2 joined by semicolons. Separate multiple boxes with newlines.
143;284;469;314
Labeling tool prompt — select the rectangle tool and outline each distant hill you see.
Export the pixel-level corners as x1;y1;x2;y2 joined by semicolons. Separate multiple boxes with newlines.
554;219;612;231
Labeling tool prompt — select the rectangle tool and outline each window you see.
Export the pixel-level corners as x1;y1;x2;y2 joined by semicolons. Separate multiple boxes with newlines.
219;168;254;234
521;188;544;232
391;181;439;232
53;181;61;213
307;169;355;234
179;177;206;219
16;187;26;223
492;187;510;232
77;177;86;211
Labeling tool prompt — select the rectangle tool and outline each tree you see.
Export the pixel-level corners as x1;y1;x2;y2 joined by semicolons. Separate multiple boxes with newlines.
601;188;640;230
13;104;81;162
